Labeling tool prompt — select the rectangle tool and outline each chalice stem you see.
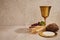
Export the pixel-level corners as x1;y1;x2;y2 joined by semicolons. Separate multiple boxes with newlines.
44;18;46;25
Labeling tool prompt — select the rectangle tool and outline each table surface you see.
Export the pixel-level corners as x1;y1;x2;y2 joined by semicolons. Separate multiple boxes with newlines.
0;26;60;40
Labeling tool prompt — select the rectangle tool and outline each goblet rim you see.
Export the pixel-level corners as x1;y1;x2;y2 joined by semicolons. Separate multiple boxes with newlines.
40;6;51;7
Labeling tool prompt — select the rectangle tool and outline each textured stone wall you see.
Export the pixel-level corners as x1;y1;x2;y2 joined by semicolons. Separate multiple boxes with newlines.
0;0;60;26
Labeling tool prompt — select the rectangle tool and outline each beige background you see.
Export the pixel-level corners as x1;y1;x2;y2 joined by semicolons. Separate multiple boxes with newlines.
0;0;60;40
0;0;60;26
0;0;60;27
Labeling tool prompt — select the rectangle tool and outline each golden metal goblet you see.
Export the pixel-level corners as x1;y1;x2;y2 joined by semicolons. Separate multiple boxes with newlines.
40;6;51;25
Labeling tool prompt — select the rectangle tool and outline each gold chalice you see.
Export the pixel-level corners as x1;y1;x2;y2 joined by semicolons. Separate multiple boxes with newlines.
40;6;51;25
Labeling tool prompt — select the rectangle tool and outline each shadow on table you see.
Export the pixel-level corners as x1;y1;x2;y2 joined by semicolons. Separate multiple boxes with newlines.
15;28;30;34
